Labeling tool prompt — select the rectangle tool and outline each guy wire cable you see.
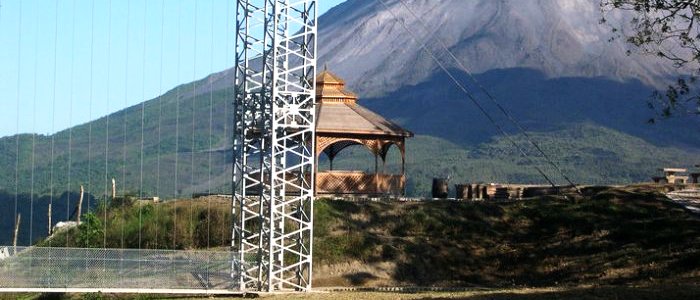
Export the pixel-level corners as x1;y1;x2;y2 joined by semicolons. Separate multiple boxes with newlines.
104;0;113;249
29;3;41;246
117;2;130;278
88;0;97;221
190;0;199;244
376;0;557;188
47;0;59;281
121;0;131;249
137;1;147;284
223;0;233;238
395;0;581;194
224;0;231;196
155;0;165;248
207;0;215;251
13;0;22;249
67;0;76;231
139;0;147;252
174;0;182;249
49;0;60;247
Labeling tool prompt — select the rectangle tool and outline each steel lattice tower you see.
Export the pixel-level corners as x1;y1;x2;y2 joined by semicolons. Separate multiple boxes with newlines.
232;0;317;292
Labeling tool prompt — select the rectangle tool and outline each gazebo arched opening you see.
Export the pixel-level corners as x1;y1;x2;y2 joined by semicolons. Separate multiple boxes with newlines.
380;142;406;175
318;140;375;172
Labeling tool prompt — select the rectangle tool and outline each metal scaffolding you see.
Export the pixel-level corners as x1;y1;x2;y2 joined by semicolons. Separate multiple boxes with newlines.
232;0;317;292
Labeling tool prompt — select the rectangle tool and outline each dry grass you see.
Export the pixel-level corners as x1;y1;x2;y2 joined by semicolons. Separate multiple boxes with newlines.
312;186;700;287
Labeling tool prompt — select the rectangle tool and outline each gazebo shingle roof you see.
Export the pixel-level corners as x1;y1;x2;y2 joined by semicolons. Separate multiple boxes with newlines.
315;69;412;137
316;103;412;137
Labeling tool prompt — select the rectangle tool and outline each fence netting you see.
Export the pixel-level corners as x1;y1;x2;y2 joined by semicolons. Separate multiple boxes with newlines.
0;246;240;292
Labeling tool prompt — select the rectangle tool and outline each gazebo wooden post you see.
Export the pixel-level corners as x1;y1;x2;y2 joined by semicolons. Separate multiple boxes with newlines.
374;146;379;194
314;148;319;196
380;141;387;175
400;142;406;177
381;155;386;174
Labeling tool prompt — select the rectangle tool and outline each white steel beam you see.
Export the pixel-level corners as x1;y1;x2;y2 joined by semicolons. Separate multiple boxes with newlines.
233;0;317;292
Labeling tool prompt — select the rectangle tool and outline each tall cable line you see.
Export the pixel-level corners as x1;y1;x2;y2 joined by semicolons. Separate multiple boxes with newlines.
154;0;166;248
49;0;60;245
13;0;22;248
138;0;147;251
87;0;97;222
223;0;231;195
190;0;199;244
67;0;76;228
103;0;113;249
207;0;215;250
121;0;131;249
173;0;182;249
223;0;233;244
394;0;580;192
376;0;557;188
29;3;42;245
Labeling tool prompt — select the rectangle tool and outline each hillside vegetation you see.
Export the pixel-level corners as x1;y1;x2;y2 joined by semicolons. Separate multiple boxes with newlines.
3;114;697;202
331;124;698;196
34;186;700;288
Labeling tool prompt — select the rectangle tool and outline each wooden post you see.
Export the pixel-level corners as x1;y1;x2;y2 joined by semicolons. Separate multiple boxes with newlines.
400;143;406;177
48;203;52;235
374;150;380;194
77;185;84;225
112;178;116;199
374;152;378;174
13;214;21;249
381;155;386;174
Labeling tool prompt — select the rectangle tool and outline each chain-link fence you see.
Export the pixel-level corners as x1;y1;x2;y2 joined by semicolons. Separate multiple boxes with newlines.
0;246;240;292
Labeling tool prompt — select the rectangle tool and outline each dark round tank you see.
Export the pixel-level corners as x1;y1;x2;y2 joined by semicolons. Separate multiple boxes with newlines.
432;178;449;199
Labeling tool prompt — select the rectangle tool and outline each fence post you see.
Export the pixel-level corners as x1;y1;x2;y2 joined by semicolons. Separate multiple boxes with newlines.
78;185;84;225
13;213;21;249
48;203;52;235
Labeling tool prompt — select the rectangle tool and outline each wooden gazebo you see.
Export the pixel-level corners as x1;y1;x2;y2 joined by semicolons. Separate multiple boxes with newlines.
314;69;413;196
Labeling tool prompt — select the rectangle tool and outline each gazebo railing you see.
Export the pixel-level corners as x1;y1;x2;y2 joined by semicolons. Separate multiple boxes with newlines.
316;171;404;196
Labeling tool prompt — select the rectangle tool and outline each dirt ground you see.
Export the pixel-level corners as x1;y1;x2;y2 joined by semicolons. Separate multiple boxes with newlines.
4;284;700;300
238;284;700;300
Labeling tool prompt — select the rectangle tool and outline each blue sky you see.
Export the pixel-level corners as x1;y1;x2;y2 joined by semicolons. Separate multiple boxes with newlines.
0;0;345;137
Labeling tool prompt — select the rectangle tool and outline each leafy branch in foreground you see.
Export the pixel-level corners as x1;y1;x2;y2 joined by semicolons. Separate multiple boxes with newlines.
601;0;700;121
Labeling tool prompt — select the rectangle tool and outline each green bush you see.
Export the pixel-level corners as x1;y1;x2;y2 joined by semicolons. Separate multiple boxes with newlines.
76;213;104;248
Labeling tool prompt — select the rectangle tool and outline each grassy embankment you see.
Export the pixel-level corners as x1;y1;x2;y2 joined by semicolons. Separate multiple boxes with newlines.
42;185;700;289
